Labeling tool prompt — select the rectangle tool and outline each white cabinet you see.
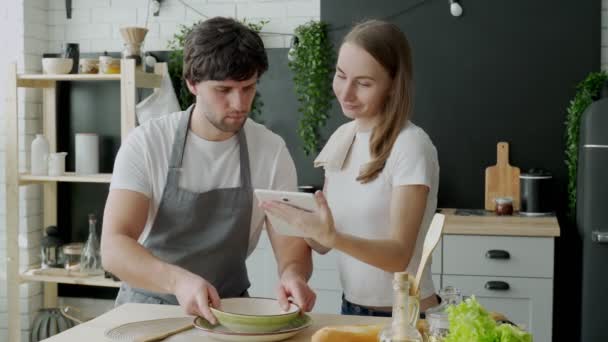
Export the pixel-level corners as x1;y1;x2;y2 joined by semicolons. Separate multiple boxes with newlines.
441;235;555;342
443;235;554;278
431;237;443;289
442;275;553;341
247;232;343;314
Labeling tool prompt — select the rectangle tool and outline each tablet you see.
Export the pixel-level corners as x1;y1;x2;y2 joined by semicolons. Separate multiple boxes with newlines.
254;189;316;237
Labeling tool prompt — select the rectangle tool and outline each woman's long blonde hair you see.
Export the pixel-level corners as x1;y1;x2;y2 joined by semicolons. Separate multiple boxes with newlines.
343;20;414;183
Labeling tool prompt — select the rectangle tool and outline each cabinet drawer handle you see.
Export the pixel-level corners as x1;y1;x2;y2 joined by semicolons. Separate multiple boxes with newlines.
485;281;510;291
485;250;510;259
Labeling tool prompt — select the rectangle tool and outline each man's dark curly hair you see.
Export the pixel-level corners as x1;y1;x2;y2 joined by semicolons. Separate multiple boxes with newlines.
183;17;268;83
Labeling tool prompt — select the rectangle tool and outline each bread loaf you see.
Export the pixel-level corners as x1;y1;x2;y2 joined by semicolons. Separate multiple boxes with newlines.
311;320;429;342
311;324;384;342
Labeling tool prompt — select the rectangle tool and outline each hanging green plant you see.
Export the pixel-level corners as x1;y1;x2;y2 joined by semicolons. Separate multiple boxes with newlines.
288;21;335;155
167;19;268;123
565;71;607;218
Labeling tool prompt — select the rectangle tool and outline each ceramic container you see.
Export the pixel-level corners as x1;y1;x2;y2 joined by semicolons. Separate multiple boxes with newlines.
210;297;300;333
75;133;99;175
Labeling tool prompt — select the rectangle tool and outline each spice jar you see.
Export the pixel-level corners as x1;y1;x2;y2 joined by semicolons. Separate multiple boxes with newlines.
63;243;83;271
79;58;99;74
494;197;514;215
41;226;64;268
99;56;120;74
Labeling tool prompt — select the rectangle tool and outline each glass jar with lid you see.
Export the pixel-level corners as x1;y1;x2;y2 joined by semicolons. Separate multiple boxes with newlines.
427;311;450;341
63;243;83;271
425;286;463;341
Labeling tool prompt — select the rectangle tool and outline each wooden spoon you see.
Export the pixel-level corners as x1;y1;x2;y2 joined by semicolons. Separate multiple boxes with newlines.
412;213;445;296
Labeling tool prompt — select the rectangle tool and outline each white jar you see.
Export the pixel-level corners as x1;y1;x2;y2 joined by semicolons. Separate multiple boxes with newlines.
48;152;67;177
31;134;49;176
75;133;99;175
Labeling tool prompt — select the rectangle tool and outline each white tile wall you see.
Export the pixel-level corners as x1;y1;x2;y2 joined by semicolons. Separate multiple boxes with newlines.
1;0;47;340
45;0;319;51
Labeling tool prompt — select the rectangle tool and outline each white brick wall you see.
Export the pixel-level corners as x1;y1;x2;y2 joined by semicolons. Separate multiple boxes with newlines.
1;0;46;340
47;0;320;53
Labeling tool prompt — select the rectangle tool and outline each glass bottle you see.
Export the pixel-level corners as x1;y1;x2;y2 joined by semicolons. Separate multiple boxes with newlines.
80;214;103;275
379;272;423;342
122;42;144;66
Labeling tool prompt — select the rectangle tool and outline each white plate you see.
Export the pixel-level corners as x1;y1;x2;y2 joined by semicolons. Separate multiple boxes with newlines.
193;314;312;342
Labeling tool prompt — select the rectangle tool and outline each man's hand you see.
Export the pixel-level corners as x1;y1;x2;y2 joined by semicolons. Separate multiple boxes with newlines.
173;269;221;324
276;273;316;312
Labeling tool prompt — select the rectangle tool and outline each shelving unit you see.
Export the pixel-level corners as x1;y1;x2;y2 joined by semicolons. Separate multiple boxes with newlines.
5;59;166;341
19;172;113;184
20;268;121;288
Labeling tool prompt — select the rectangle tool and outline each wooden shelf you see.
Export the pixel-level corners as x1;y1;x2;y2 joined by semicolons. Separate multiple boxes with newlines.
19;172;112;184
21;268;121;288
17;70;161;88
19;73;121;81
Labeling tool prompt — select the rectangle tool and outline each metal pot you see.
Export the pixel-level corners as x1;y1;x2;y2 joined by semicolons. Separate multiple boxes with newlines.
520;169;554;216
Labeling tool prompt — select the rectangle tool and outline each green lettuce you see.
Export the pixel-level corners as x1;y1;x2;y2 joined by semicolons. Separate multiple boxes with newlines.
496;323;533;342
443;296;532;342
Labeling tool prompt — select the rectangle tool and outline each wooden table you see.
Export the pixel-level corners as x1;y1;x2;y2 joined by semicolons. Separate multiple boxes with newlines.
44;303;391;341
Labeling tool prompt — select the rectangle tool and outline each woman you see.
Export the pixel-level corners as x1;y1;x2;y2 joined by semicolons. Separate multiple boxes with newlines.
261;19;439;316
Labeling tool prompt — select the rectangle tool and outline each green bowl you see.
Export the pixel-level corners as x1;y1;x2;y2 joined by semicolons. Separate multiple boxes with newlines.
210;297;301;333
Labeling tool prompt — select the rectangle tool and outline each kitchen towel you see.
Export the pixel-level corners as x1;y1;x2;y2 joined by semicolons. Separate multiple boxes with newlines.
313;121;358;172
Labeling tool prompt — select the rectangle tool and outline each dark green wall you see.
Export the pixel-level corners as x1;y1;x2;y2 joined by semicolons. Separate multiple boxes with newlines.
318;1;599;341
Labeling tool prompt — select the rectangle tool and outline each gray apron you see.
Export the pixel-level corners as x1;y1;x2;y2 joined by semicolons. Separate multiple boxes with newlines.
115;106;252;305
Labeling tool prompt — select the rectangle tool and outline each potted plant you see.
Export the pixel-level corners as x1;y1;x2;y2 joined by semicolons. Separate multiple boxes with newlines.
565;71;607;217
288;21;335;155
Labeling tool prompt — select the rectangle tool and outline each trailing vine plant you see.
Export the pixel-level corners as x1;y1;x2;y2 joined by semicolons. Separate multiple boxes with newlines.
565;71;607;218
288;21;335;155
167;19;268;123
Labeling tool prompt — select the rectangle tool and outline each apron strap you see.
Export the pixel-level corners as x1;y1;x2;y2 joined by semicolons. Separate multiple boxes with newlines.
166;105;252;189
168;105;194;169
236;128;252;189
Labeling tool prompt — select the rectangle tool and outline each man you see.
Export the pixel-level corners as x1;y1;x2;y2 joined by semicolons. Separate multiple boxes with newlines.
101;17;316;324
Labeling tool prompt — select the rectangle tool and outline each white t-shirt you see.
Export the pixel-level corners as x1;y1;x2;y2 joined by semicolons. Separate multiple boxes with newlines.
110;111;297;256
325;121;439;306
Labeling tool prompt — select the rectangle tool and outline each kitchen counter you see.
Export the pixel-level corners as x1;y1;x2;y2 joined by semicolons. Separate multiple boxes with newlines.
440;208;561;237
43;303;390;341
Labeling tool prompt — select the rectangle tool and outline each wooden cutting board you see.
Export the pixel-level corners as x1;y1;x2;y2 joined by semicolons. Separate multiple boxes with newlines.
485;142;520;210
